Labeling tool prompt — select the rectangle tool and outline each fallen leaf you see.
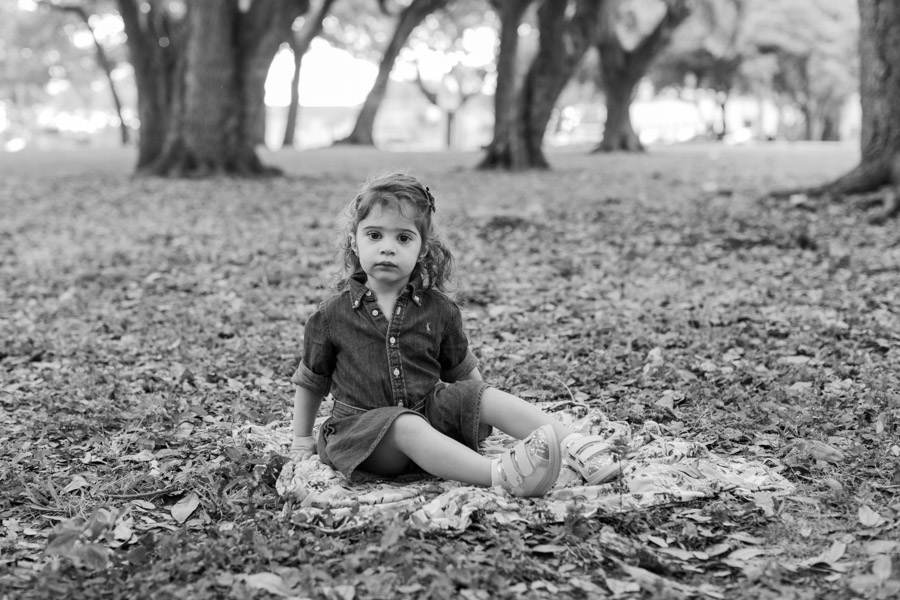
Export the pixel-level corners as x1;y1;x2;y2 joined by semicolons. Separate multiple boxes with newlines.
656;547;695;560
727;532;766;545
243;572;297;597
171;492;200;524
727;547;768;561
804;541;846;568
865;540;899;556
704;543;732;557
63;475;91;493
752;492;775;516
859;505;886;528
873;555;892;582
122;449;155;462
530;544;566;554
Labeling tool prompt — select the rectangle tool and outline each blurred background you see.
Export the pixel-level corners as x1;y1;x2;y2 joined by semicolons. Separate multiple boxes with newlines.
0;0;859;156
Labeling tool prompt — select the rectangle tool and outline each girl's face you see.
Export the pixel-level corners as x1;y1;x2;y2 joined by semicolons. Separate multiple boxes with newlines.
351;203;424;291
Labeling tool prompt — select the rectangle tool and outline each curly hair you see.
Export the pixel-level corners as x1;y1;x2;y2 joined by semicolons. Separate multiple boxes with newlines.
334;173;455;292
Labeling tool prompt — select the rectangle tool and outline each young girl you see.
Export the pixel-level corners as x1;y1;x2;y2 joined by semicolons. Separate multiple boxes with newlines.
290;173;619;497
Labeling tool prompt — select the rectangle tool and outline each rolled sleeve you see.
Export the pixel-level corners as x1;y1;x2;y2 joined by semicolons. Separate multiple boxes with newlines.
293;308;335;396
441;348;479;382
439;305;479;382
291;360;331;396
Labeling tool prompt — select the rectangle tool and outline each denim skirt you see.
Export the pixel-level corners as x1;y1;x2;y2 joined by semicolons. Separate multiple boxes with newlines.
317;379;491;480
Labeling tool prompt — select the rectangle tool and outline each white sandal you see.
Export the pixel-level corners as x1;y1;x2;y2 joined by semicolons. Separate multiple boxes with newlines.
495;424;561;497
563;435;626;485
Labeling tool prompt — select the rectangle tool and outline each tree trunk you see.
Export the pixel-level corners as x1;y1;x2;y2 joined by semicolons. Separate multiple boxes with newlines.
819;99;842;142
117;0;173;169
337;0;450;147
597;71;643;151
785;0;900;199
480;0;601;170
593;0;690;153
477;0;534;169
118;0;307;177
283;0;336;148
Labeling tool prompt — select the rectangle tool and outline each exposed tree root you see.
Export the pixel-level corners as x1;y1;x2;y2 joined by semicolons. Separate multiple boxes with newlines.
134;141;281;178
869;188;900;224
333;135;375;147
767;155;900;222
769;157;891;200
590;135;645;154
477;140;550;170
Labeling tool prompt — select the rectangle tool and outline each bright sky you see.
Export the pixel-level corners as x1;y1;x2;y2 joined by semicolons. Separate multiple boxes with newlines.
265;27;498;108
265;39;379;108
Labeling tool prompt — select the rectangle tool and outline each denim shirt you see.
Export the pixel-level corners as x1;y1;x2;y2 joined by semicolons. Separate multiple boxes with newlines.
292;273;479;409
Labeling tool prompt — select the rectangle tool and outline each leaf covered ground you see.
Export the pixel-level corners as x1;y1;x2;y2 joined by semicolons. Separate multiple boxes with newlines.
0;143;898;599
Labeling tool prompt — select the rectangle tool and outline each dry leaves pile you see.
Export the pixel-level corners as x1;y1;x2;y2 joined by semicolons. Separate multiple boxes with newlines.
0;144;898;599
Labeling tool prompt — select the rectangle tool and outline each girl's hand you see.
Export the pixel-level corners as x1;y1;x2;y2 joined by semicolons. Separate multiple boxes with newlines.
290;435;317;461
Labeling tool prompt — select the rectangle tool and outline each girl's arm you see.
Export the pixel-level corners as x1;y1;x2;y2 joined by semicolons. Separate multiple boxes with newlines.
292;386;324;458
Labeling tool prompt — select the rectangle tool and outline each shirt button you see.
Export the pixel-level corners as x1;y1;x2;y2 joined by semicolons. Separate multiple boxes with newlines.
395;307;401;315
389;337;396;344
393;368;400;377
372;309;379;316
366;291;372;296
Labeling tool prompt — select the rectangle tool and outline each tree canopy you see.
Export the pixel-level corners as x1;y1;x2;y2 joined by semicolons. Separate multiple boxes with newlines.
0;0;871;176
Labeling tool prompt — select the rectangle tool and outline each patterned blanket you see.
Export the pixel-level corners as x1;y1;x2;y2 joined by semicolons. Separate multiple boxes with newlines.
240;402;794;533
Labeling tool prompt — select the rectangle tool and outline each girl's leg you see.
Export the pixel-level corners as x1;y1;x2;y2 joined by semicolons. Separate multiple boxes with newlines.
479;387;571;441
480;387;628;486
361;414;493;486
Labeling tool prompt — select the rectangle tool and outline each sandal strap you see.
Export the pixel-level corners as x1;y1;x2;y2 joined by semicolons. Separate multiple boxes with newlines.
500;450;523;487
513;439;536;476
567;436;612;464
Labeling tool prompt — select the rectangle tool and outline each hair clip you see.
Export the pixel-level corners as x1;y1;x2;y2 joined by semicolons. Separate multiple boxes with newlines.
425;186;436;213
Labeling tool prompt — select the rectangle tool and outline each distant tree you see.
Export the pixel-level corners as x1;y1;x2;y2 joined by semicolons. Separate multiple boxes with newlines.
337;0;451;146
282;0;337;148
593;0;690;153
117;0;307;176
1;5;70;109
414;63;488;148
42;0;130;145
477;0;534;167
480;0;604;169
648;0;744;138
407;0;496;149
2;0;126;141
745;0;857;142
649;0;857;143
780;0;900;221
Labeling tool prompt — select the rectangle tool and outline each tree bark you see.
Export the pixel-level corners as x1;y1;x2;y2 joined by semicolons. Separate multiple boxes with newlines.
337;0;450;146
117;0;307;177
519;0;605;167
593;0;690;153
777;0;900;202
117;0;175;169
480;0;603;170
477;0;535;169
283;0;336;148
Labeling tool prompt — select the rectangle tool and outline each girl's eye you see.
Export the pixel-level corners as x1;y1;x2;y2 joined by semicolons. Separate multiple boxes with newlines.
366;231;381;240
398;234;412;243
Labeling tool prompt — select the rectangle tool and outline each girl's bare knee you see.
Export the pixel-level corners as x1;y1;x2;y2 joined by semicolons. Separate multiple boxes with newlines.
390;413;428;438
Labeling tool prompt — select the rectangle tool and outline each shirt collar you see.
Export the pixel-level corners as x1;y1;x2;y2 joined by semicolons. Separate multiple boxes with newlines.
348;272;424;309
